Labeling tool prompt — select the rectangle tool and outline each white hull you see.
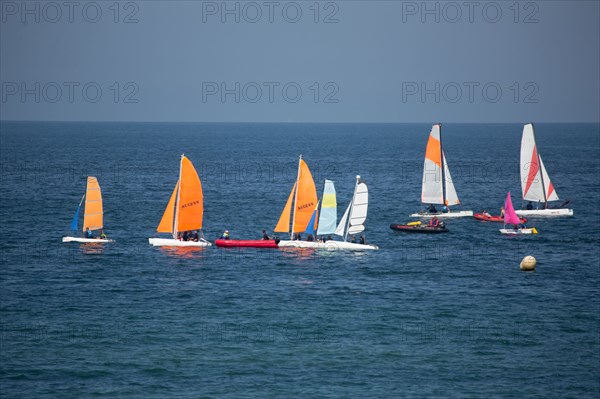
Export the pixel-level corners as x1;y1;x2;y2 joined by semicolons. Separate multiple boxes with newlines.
515;208;573;217
410;210;473;218
62;237;114;243
148;238;211;247
278;240;378;250
499;228;535;235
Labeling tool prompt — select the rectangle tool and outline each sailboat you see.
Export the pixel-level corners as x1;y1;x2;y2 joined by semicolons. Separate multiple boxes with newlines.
515;123;573;217
410;124;472;218
500;191;538;235
277;164;378;250
148;155;211;247
62;176;114;243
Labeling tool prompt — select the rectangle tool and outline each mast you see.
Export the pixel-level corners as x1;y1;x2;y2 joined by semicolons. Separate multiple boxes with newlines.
531;123;548;208
290;155;302;240
438;123;447;206
344;175;360;241
173;154;184;239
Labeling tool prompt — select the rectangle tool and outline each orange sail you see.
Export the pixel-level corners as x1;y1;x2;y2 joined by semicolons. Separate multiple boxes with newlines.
293;160;318;232
275;182;297;233
82;176;103;231
156;181;178;233
176;155;204;233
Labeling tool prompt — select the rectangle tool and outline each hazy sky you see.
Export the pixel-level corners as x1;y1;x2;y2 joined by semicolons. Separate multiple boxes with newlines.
1;0;599;122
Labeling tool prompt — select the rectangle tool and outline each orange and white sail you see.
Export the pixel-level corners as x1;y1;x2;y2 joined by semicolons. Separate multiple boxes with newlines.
520;123;559;203
156;155;204;237
421;124;460;206
275;156;318;236
83;176;103;231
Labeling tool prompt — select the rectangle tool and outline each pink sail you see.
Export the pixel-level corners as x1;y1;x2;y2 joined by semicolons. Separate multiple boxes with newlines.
504;192;521;226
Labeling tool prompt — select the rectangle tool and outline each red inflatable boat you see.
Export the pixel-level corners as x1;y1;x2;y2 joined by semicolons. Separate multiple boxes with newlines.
474;213;527;223
215;239;279;248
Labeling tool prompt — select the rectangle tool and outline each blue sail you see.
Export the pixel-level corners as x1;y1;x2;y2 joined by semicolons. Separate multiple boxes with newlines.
304;206;318;236
70;195;85;231
317;180;337;236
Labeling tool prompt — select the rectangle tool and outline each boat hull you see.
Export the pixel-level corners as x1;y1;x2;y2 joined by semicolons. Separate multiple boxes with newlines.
515;208;573;217
215;239;278;248
62;237;114;243
474;213;527;223
148;238;211;247
410;210;473;218
390;224;449;233
278;240;378;250
499;228;536;235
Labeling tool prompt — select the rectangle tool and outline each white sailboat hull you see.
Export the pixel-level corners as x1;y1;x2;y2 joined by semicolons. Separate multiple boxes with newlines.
278;240;378;250
515;208;573;217
62;237;114;243
148;238;211;247
410;210;473;218
499;228;536;235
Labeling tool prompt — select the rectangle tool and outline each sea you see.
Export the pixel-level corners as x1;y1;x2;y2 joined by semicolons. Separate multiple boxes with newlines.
1;122;599;398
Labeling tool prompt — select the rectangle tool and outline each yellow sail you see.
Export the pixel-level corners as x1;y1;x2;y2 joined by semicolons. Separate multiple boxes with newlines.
293;160;318;232
176;155;204;233
156;181;178;233
82;176;103;231
275;182;296;233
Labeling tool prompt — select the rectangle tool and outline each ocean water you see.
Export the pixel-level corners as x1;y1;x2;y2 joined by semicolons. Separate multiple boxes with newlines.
1;122;599;398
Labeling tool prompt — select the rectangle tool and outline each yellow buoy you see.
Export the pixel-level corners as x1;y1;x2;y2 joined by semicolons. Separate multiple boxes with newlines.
520;255;537;271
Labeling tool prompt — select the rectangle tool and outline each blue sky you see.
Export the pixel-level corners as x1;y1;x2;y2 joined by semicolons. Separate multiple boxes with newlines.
1;0;599;122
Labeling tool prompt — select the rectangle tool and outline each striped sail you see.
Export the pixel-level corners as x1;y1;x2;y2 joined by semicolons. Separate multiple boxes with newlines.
316;180;337;236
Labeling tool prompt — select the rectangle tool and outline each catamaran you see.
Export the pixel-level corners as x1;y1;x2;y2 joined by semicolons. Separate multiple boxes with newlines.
410;124;473;218
276;157;378;250
500;191;538;235
62;176;114;243
515;123;573;217
149;155;211;247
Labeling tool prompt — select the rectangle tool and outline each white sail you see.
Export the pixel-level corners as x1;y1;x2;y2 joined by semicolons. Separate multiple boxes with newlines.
443;155;460;206
348;182;368;234
520;123;559;203
334;203;350;237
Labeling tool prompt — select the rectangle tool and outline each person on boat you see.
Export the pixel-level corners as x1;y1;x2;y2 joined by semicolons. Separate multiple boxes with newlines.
261;230;271;240
500;207;505;218
321;235;327;242
442;205;448;213
84;228;93;238
350;235;356;243
359;235;365;245
429;216;440;227
99;230;107;240
306;234;314;242
482;210;491;217
428;204;438;213
526;201;533;210
221;230;230;240
182;231;189;241
192;231;199;242
296;233;302;241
